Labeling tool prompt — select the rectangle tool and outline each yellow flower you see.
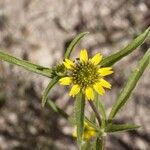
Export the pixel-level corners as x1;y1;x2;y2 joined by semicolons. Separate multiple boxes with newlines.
59;49;113;100
73;122;97;140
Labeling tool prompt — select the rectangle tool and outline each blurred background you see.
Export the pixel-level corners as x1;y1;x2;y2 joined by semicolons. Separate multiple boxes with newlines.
0;0;150;149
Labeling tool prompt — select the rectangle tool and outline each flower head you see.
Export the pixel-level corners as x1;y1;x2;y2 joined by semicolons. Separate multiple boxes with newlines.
73;122;97;140
59;49;113;100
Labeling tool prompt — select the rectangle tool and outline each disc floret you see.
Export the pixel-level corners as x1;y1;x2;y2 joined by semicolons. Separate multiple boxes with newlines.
71;61;100;88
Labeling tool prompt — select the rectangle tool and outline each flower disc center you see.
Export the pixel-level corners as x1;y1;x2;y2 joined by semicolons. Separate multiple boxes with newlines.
71;62;100;87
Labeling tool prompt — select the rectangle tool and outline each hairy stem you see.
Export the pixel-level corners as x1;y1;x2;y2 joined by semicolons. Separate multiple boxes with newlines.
100;136;105;150
88;101;101;127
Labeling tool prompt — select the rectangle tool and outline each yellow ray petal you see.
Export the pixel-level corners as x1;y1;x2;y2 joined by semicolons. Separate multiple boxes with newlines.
98;67;113;76
84;130;96;140
69;84;80;97
59;77;72;85
72;122;96;140
85;87;94;100
93;82;105;95
84;122;96;140
73;129;95;140
84;122;95;131
91;53;102;65
63;59;75;69
80;49;88;63
72;130;77;138
100;78;111;89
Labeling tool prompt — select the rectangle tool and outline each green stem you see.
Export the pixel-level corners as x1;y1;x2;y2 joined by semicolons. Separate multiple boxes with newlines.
95;94;106;129
95;136;105;150
88;101;101;127
100;136;105;150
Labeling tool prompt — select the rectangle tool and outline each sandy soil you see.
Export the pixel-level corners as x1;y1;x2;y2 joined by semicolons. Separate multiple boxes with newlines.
0;0;150;149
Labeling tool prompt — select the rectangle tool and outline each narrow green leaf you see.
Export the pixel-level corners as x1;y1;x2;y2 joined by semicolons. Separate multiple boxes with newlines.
64;32;89;59
47;99;69;119
90;94;98;123
68;113;76;126
105;123;140;133
90;112;96;123
75;92;85;143
94;137;103;150
101;27;150;67
95;94;106;129
109;48;150;119
84;117;99;131
0;51;52;78
81;141;92;150
42;76;59;107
